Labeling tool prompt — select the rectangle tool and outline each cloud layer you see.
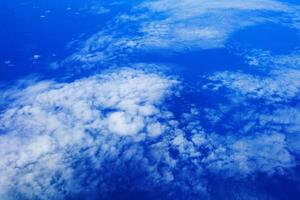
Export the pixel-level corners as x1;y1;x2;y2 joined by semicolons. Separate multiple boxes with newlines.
0;68;179;199
63;0;300;69
200;51;300;177
2;0;300;199
0;67;299;199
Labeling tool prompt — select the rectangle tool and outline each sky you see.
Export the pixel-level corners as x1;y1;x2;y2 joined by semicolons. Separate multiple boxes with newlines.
0;0;300;199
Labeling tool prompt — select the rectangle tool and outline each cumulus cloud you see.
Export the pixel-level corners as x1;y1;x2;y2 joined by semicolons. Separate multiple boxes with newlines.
204;68;300;102
181;107;298;175
0;67;298;199
204;133;295;176
0;68;180;199
199;51;300;174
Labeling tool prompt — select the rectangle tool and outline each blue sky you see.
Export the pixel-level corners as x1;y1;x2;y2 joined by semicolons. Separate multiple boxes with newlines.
0;0;300;199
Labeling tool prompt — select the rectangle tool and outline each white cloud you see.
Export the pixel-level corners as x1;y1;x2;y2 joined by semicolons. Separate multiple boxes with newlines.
147;122;165;137
242;49;300;69
137;0;292;48
181;107;298;176
106;111;144;135
141;0;288;12
204;133;295;176
204;68;300;102
199;51;300;176
64;0;300;68
0;67;298;199
0;68;180;199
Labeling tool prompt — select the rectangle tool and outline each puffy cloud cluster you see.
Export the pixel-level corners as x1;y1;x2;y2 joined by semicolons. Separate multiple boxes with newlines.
0;68;180;199
204;133;295;175
199;51;300;176
2;68;178;136
204;68;300;102
0;67;298;199
181;107;298;175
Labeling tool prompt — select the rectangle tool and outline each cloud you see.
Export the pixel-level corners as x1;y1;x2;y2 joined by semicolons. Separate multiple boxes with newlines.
105;111;145;135
199;51;300;176
63;0;300;69
181;107;298;176
0;68;181;199
137;0;292;48
242;49;300;69
0;67;298;199
204;133;295;176
2;0;300;198
204;68;300;102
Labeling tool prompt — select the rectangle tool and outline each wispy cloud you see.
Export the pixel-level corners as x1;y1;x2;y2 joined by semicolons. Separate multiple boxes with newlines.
63;0;300;69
